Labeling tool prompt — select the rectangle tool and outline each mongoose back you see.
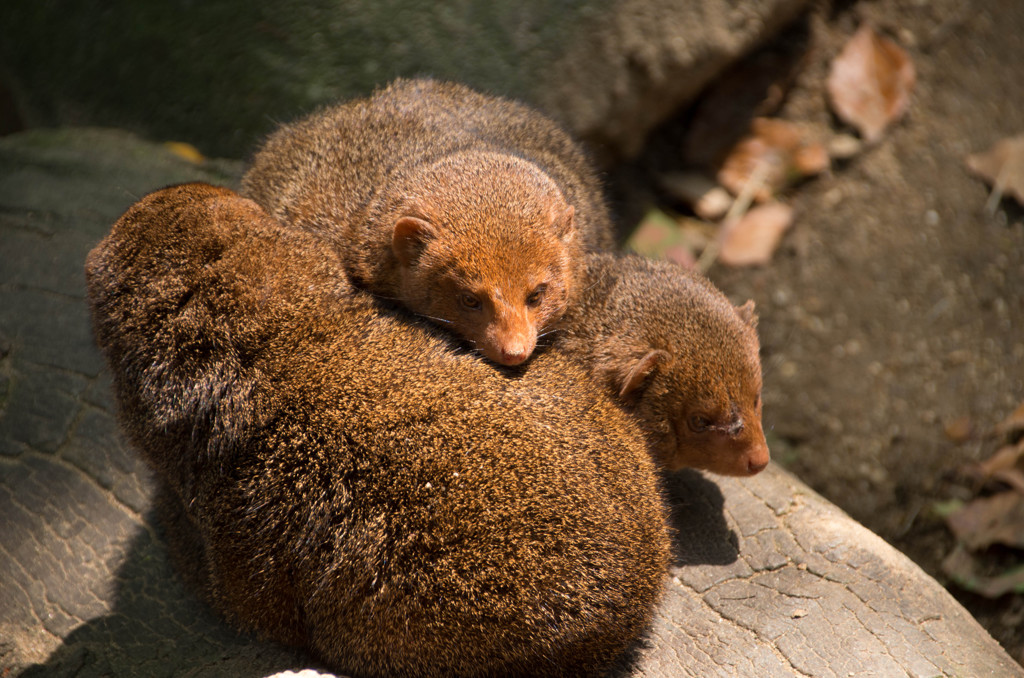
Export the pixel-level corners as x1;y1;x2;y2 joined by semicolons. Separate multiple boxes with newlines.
241;77;614;366
85;183;668;678
562;254;770;477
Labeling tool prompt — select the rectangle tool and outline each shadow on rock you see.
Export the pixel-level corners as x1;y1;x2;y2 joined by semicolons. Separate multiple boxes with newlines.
20;512;314;678
606;469;738;677
662;469;739;567
17;472;735;678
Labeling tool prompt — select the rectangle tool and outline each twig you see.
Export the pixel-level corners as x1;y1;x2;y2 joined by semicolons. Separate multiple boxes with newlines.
697;160;770;273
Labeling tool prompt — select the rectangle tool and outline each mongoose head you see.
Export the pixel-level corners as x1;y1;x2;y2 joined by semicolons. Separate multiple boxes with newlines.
390;152;580;366
588;259;770;476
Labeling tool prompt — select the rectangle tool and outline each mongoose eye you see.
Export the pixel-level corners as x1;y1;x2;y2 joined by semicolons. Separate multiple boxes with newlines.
459;292;482;310
688;415;711;432
526;284;547;307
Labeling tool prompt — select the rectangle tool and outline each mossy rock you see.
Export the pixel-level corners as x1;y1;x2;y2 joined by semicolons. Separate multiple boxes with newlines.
1;0;809;159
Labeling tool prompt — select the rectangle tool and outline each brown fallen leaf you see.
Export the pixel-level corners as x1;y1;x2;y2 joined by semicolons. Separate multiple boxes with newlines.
826;24;916;144
944;415;974;443
991;468;1024;495
995;401;1024;437
956;440;1024;494
717;202;794;267
942;401;1024;594
966;136;1024;210
976;441;1024;478
717;118;830;202
956;406;1024;489
942;544;1024;598
946;492;1024;551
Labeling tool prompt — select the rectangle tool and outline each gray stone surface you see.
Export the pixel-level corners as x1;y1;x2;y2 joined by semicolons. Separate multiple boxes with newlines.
0;0;810;160
1;128;1021;677
534;0;809;158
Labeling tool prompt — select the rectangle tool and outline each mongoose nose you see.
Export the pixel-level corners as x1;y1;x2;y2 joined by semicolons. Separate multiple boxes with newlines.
747;456;769;474
499;348;528;366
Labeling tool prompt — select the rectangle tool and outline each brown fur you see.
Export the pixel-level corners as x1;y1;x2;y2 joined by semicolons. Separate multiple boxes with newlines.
562;254;771;477
241;78;614;366
85;183;668;678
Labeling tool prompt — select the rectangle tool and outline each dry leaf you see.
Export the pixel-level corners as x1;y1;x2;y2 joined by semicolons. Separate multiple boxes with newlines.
943;415;974;443
966;136;1024;209
977;441;1024;478
827;134;864;160
946;492;1024;551
956;440;1024;493
942;402;1024;592
996;401;1024;437
717;202;794;267
991;468;1024;495
982;440;1024;494
942;544;1024;598
659;172;733;221
827;24;916;144
164;141;206;164
625;208;700;268
717;118;830;202
958;410;1024;487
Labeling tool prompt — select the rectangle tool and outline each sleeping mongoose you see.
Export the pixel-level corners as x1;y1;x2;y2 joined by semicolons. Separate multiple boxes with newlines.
241;78;614;366
86;182;668;678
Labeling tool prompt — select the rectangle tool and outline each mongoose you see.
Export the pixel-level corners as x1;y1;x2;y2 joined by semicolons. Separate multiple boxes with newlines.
560;254;770;477
241;77;614;366
85;183;669;678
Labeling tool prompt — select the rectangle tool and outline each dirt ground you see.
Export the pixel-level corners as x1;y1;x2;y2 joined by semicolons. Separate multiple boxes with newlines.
614;0;1024;663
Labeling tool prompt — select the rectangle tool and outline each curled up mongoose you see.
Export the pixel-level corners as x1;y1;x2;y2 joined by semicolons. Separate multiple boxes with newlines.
86;183;668;678
242;78;614;366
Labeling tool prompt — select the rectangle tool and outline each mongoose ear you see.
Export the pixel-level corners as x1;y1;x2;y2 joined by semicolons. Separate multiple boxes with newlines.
736;300;758;329
553;204;576;244
393;216;437;267
618;349;670;399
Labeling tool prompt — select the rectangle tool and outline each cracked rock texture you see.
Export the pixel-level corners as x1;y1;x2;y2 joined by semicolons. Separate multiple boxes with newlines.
1;129;1021;677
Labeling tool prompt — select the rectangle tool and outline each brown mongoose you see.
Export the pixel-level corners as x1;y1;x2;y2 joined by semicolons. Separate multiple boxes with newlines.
559;254;770;477
85;182;669;678
241;77;615;366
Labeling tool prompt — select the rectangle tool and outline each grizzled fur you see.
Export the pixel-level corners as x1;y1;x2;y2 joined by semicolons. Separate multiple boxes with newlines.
241;78;614;366
86;183;668;678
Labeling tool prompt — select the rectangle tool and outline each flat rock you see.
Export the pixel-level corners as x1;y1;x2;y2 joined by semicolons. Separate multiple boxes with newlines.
0;129;1019;677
